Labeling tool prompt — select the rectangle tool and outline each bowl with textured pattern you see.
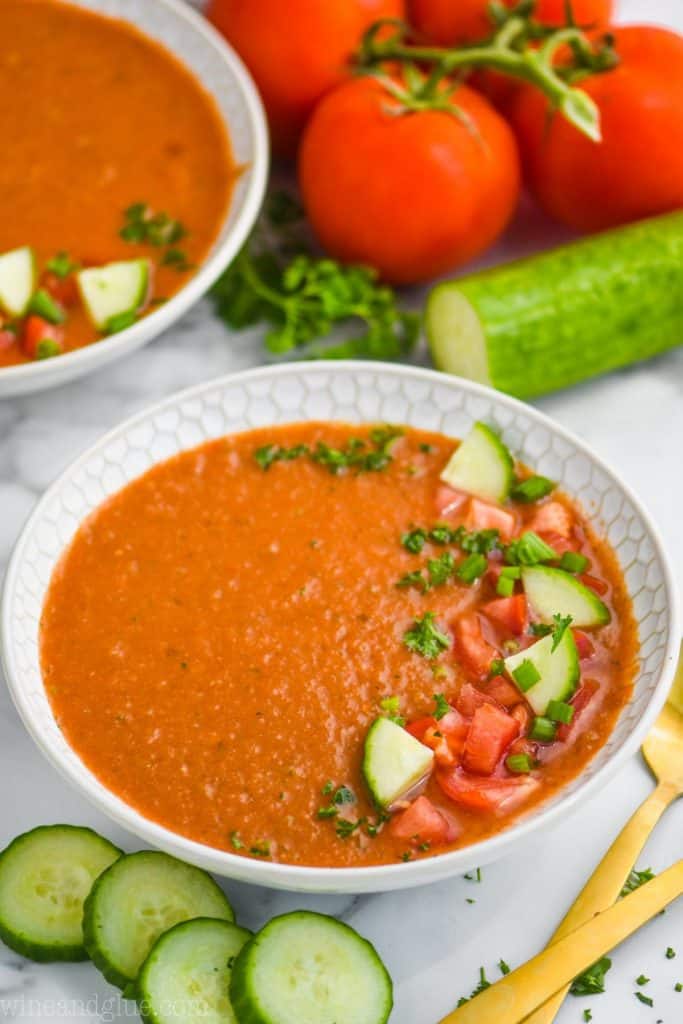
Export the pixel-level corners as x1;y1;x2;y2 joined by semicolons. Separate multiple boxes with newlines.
2;363;679;891
0;0;268;397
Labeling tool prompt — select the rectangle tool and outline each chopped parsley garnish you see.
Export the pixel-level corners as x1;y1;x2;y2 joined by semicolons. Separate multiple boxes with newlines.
254;427;402;475
403;613;450;659
427;551;456;587
396;569;429;592
161;247;194;271
336;817;366;839
460;528;501;556
333;786;356;805
471;967;491;997
570;956;612;996
379;696;405;726
634;992;653;1007
401;851;412;862
551;613;573;651
636;974;650;986
510;475;555;503
249;841;271;857
530;622;553;637
666;947;676;959
120;202;186;247
46;251;78;278
254;442;308;470
229;830;243;849
504;531;557;566
433;693;450;720
464;867;482;882
621;867;656;896
583;1010;592;1022
317;806;338;819
401;528;428;553
498;959;511;976
321;780;334;795
489;658;505;677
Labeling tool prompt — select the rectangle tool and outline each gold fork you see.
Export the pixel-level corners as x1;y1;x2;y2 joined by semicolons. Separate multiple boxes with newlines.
442;642;683;1024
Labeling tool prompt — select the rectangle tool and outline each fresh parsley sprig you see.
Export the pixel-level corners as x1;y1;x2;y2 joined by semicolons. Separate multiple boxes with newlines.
254;426;403;475
404;612;450;659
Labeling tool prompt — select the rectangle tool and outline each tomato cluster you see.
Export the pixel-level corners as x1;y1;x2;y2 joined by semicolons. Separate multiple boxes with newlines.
207;0;683;285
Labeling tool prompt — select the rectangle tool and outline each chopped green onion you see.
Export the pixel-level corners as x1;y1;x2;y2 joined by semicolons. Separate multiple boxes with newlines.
498;959;511;976
634;992;653;1007
504;531;557;567
28;289;65;325
105;310;137;335
547;699;575;725
35;338;62;360
676;983;682;992
496;574;515;597
530;716;557;743
559;551;590;574
317;806;338;819
506;753;536;774
456;553;488;584
583;1011;592;1022
46;251;77;278
510;475;555;503
666;947;676;959
512;659;541;692
500;566;522;579
489;658;505;677
636;974;650;986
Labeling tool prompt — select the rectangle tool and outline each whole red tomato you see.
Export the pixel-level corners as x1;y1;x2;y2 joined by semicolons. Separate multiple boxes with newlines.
206;0;405;157
408;0;613;46
509;26;683;232
298;75;520;285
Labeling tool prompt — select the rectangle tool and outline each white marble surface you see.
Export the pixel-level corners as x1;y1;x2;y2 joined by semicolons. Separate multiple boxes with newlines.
1;0;682;1021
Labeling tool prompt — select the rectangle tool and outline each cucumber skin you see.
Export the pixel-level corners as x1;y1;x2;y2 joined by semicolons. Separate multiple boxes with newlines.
0;825;122;963
230;911;393;1024
138;918;252;1024
82;851;234;991
429;211;683;399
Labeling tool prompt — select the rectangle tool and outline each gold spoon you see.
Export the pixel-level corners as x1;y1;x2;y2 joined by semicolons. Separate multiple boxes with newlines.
438;861;683;1024
521;640;683;1024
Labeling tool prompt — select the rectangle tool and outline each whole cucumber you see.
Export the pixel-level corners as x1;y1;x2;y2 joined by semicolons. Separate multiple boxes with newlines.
426;212;683;399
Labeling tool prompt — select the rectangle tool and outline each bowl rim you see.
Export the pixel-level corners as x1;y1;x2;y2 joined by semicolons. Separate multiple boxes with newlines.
0;0;269;391
2;361;680;893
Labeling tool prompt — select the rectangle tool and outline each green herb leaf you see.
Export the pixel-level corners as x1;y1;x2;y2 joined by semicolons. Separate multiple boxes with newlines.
530;622;553;637
433;693;450;720
498;959;511;976
636;974;650;987
396;570;429;592
489;658;505;677
666;947;676;959
551;612;573;652
403;612;450;659
161;248;194;272
634;992;653;1007
379;696;405;726
510;475;555;503
35;338;62;360
570;956;612;996
229;830;243;849
402;528;428;553
120;203;186;247
46;251;78;278
427;551;456;587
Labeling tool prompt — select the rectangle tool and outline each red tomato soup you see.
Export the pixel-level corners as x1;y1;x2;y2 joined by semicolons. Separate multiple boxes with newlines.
41;423;638;867
0;0;235;367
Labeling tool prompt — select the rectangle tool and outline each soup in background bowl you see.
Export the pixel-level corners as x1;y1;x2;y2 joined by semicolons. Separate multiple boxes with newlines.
2;364;678;892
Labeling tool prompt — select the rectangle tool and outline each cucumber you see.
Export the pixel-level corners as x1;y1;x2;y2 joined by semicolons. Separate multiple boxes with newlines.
82;850;233;991
504;628;579;716
0;246;36;317
522;565;610;627
426;211;683;399
362;717;434;810
0;825;121;962
439;421;513;503
138;918;251;1024
230;911;393;1024
77;259;150;330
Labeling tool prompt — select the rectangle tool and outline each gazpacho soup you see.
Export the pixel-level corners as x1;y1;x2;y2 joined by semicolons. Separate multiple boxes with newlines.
41;421;638;868
0;0;235;368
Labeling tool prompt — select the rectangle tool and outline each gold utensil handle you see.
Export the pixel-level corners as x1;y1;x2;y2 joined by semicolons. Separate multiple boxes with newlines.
524;780;678;1024
439;860;683;1024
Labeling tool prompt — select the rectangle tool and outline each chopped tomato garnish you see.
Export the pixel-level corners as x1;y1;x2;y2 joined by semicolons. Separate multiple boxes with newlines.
557;679;600;741
462;703;519;775
482;594;528;636
453;613;498;679
436;768;540;814
423;726;456;765
41;270;79;308
507;736;537;760
22;316;64;360
529;501;573;540
580;573;609;596
510;702;532;734
435;484;467;518
467;498;516;540
410;709;468;765
572;629;595;660
484;674;522;708
389;795;456;845
405;716;438;743
0;329;16;351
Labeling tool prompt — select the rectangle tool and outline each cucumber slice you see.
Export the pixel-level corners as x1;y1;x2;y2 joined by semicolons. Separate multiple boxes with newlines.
426;211;683;400
440;421;513;503
362;717;434;810
230;911;393;1024
0;246;36;317
138;918;252;1024
77;259;150;330
0;825;121;962
83;850;234;991
504;628;580;716
522;565;611;627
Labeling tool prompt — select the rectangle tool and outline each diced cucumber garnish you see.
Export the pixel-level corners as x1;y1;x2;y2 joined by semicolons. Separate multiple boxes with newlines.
139;918;252;1024
0;825;121;962
0;246;36;318
230;911;393;1024
77;259;150;331
522;565;611;627
440;422;513;503
82;850;233;991
362;717;434;810
504;628;579;716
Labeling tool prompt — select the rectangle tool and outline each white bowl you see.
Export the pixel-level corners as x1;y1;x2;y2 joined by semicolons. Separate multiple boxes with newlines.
2;363;679;892
0;0;268;398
